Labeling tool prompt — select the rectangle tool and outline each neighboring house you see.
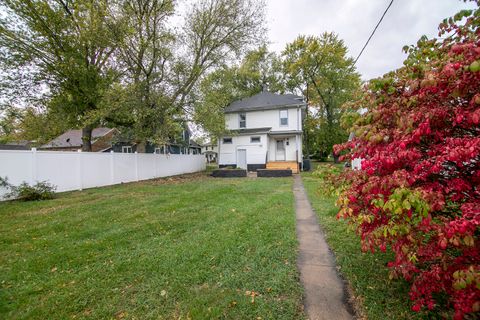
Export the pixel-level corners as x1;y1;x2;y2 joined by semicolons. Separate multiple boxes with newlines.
0;141;31;150
187;140;202;155
218;91;306;172
41;128;118;152
123;127;201;155
201;142;218;163
41;127;201;154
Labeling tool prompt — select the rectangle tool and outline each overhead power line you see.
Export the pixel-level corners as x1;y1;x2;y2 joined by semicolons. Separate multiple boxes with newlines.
353;0;394;66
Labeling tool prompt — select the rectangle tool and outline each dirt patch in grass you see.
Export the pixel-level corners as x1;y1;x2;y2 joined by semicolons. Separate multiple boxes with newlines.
138;171;211;186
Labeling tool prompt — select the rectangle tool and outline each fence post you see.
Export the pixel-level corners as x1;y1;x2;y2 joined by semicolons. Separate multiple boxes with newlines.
134;151;139;181
31;147;37;184
110;150;115;184
153;152;158;178
77;149;83;191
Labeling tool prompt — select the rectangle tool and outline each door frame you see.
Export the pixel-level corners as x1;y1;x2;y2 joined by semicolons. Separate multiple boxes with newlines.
237;148;247;169
275;139;286;161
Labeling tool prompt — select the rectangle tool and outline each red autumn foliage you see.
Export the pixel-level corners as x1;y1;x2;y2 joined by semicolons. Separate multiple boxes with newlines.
335;5;480;319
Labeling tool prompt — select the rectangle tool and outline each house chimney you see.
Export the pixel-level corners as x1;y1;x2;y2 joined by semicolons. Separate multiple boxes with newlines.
262;83;268;92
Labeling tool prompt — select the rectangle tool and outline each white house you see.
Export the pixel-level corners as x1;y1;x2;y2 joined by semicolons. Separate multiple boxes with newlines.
218;91;306;173
201;143;218;163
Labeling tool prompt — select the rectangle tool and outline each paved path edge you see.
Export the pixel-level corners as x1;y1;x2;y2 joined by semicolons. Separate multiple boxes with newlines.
293;174;355;320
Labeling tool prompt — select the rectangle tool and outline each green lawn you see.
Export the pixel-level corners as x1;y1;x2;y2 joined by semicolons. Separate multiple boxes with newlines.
0;174;304;319
301;167;424;320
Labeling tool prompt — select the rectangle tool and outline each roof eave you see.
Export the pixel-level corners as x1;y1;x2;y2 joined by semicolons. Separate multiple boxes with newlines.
224;103;306;114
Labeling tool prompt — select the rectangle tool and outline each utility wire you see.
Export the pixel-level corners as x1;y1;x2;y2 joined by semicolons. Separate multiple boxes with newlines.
353;0;394;66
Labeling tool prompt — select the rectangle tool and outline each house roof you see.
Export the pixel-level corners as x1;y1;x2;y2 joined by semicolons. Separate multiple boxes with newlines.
42;127;113;148
0;143;30;150
228;127;272;135
189;140;201;148
203;150;217;155
224;92;306;113
268;130;303;136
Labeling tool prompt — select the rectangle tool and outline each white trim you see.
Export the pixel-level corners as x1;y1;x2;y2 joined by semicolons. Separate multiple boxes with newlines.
122;146;133;153
275;139;286;161
279;109;288;126
239;113;246;128
250;136;261;143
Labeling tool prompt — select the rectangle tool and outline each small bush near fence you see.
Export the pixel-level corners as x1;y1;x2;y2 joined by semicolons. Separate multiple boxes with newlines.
0;177;56;201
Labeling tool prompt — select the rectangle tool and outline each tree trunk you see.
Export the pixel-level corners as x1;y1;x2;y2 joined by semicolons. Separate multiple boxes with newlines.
332;152;340;164
82;126;93;152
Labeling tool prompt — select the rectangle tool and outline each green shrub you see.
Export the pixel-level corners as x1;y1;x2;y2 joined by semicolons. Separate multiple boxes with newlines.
1;177;56;201
312;164;342;179
312;164;348;196
0;176;9;188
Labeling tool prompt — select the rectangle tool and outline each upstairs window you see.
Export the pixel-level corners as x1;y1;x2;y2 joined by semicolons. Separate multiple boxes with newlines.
239;113;246;128
250;136;260;143
223;137;232;144
280;110;288;126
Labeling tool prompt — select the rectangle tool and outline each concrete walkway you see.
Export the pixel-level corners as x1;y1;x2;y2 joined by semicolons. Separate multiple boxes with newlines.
293;175;354;320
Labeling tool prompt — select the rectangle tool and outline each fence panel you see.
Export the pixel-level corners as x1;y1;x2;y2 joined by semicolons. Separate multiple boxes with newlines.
81;152;112;189
0;150;206;200
36;151;82;191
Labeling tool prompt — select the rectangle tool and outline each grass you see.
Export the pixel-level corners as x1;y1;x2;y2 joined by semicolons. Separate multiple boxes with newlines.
301;165;423;320
0;173;304;319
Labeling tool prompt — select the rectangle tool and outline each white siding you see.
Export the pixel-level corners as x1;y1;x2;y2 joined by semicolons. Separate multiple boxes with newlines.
219;134;268;165
225;107;302;132
221;105;304;167
267;135;301;162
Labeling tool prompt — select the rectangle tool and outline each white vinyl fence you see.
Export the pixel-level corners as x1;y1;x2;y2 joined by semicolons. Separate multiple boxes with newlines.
0;149;206;199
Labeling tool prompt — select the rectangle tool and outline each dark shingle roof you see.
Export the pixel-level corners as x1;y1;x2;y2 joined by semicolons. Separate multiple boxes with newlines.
189;140;201;148
0;143;30;150
228;127;272;135
225;92;305;113
42;127;113;148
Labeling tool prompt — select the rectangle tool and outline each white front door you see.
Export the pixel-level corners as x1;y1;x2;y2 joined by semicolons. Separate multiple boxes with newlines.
237;149;247;169
275;139;285;161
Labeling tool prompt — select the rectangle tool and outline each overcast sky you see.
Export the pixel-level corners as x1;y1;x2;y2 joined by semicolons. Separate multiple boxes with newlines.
266;0;477;80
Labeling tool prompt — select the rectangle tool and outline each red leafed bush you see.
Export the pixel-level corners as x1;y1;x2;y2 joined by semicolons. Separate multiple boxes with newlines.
335;5;480;319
